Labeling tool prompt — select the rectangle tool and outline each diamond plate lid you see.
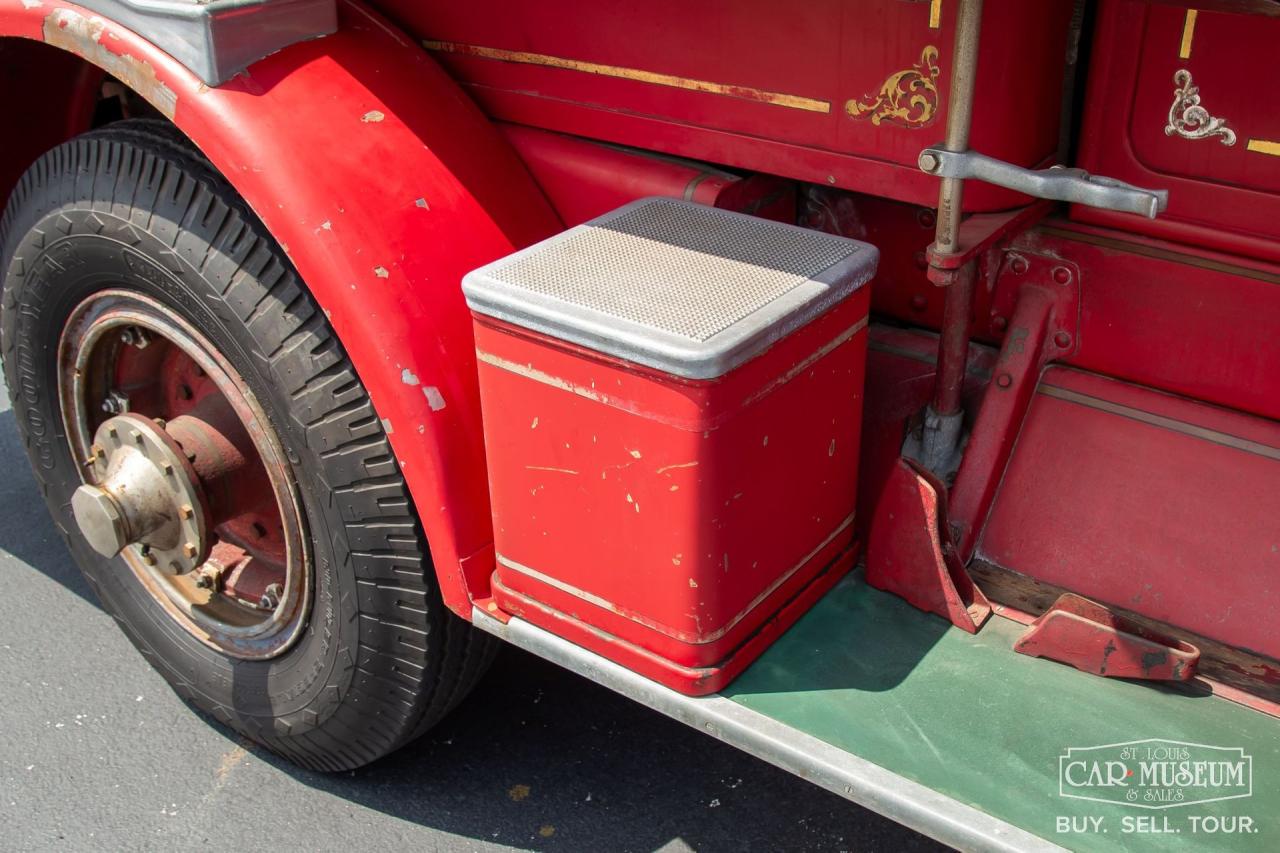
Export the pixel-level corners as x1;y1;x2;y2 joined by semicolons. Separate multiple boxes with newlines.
462;197;878;379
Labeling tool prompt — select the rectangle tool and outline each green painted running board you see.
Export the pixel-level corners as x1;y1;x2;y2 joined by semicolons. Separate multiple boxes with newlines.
725;577;1277;851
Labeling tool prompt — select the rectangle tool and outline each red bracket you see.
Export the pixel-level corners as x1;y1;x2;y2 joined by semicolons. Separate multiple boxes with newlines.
925;201;1053;285
947;251;1080;560
866;457;992;633
1014;594;1201;681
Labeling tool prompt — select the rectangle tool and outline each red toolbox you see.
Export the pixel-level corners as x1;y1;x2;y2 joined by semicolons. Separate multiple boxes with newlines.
464;198;877;694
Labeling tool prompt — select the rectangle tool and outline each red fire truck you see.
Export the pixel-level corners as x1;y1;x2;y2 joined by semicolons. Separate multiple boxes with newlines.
1;1;1276;848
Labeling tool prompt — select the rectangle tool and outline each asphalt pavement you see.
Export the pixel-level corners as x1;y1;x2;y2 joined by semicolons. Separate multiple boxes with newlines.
0;373;938;852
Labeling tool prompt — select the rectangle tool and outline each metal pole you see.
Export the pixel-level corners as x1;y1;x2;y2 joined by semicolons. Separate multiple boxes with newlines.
915;0;985;471
932;265;976;417
933;0;985;256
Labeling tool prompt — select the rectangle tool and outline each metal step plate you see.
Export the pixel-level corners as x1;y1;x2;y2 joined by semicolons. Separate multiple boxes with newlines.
463;197;877;379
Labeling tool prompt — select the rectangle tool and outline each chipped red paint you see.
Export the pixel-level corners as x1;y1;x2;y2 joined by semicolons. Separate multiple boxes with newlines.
1014;593;1201;682
474;289;871;692
866;458;991;634
0;0;561;617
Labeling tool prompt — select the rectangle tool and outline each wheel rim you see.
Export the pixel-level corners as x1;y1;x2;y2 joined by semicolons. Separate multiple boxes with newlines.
58;290;310;660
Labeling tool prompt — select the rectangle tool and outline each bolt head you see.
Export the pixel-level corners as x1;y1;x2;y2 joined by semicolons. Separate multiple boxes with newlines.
71;485;129;557
259;583;284;610
918;151;940;173
102;391;130;416
121;327;150;349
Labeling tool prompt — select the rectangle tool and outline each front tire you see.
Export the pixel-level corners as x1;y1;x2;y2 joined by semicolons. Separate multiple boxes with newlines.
0;120;495;771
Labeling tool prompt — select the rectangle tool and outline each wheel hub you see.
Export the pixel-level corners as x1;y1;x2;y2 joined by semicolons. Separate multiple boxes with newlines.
72;413;210;574
58;290;310;660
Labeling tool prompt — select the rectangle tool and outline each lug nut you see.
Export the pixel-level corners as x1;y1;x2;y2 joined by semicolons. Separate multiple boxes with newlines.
259;583;283;611
182;542;198;560
194;565;224;591
120;327;151;348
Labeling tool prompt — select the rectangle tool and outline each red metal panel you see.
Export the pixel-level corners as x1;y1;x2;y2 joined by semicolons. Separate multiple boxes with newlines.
1019;225;1280;424
1073;0;1280;262
378;0;1074;211
977;366;1280;660
0;0;563;617
500;123;797;227
475;290;869;689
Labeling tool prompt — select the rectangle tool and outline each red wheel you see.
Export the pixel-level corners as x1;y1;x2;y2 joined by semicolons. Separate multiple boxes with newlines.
61;290;309;658
1;121;495;770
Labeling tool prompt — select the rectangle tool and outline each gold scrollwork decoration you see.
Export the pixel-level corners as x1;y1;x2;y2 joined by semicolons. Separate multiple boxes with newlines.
1164;69;1236;146
844;46;941;129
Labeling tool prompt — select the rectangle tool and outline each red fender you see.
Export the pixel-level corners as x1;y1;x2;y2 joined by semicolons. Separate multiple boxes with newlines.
0;0;563;616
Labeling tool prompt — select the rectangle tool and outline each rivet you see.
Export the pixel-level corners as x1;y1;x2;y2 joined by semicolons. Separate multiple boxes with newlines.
996;373;1013;389
910;294;928;312
1053;266;1072;284
991;315;1008;332
1054;331;1073;349
1009;256;1029;275
913;251;928;270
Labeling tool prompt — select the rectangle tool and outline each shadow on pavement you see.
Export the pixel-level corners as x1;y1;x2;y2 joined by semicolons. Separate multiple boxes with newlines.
233;644;943;852
0;394;937;852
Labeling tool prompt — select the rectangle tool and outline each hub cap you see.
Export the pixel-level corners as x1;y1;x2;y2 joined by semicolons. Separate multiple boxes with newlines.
59;291;309;659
